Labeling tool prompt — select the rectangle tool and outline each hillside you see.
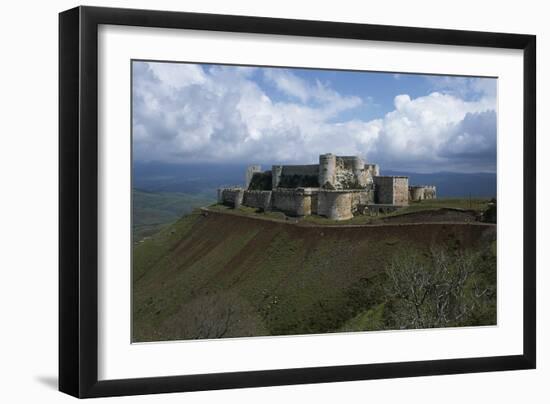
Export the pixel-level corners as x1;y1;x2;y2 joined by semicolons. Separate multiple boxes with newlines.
132;189;214;241
133;210;496;342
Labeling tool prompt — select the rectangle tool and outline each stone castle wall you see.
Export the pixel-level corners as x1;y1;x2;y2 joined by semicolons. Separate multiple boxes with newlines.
393;177;409;206
272;164;319;188
243;190;272;211
272;188;313;216
409;186;425;201
311;192;318;215
219;188;245;208
423;185;436;199
281;164;319;177
374;176;409;206
374;176;394;204
245;165;262;189
217;154;438;221
350;189;374;210
409;185;437;201
317;191;353;220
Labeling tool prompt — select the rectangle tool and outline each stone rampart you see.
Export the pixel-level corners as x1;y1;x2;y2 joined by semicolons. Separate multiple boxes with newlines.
423;185;437;199
281;164;319;177
409;185;437;201
374;176;394;204
317;190;354;220
219;188;244;209
350;190;373;211
272;188;316;216
393;177;409;206
245;165;262;189
243;190;273;211
374;176;409;206
409;186;425;201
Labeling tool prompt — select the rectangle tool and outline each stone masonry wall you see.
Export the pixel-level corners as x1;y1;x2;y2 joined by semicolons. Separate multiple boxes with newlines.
374;176;395;204
424;185;436;199
245;165;262;189
409;186;425;201
220;188;245;208
243;190;272;211
272;188;311;216
393;177;409;206
311;193;318;215
350;190;373;211
409;185;437;201
317;191;353;220
374;176;409;205
281;164;319;177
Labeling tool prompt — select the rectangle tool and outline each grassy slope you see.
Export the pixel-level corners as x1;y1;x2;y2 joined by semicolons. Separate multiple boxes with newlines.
133;210;496;342
205;198;492;226
132;189;214;241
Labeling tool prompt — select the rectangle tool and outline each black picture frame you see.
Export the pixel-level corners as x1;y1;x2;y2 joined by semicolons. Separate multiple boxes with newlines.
59;5;536;398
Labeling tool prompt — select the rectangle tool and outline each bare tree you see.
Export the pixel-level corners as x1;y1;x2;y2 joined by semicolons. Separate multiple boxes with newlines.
160;291;268;340
385;248;492;329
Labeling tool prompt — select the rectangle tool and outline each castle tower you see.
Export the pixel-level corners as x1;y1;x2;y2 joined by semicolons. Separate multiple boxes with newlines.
319;153;336;188
364;163;380;184
350;156;366;187
245;165;262;189
272;165;283;189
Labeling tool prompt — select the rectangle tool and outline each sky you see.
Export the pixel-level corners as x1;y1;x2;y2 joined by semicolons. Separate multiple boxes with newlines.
132;61;497;173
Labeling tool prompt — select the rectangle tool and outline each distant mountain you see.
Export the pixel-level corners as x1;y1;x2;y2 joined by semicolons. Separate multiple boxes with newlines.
133;162;496;199
133;162;249;197
383;170;496;198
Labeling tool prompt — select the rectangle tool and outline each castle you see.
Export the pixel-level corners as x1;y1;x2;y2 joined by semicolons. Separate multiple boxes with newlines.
218;153;436;221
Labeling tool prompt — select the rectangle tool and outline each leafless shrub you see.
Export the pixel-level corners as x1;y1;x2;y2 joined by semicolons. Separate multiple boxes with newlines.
160;291;268;340
384;248;492;329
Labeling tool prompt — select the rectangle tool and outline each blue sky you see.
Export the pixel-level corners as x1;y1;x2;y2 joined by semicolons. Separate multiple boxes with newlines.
132;61;497;173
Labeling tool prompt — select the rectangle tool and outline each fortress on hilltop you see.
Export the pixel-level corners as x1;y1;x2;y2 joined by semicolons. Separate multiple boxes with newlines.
218;153;436;221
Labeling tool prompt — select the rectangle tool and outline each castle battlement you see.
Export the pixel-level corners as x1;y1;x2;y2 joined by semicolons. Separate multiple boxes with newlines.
218;154;436;220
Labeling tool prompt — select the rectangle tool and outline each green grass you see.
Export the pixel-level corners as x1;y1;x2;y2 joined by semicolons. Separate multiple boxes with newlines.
132;210;496;342
209;198;492;226
133;189;215;241
394;197;490;213
339;303;386;332
207;203;290;221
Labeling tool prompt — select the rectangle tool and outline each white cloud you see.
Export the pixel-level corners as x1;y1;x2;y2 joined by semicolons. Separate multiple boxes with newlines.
263;69;310;102
263;68;362;113
425;76;496;100
133;62;497;172
146;62;206;89
374;93;496;171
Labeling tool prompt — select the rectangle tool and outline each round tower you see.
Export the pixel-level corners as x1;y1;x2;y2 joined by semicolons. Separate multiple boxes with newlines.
351;156;366;187
319;153;336;188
